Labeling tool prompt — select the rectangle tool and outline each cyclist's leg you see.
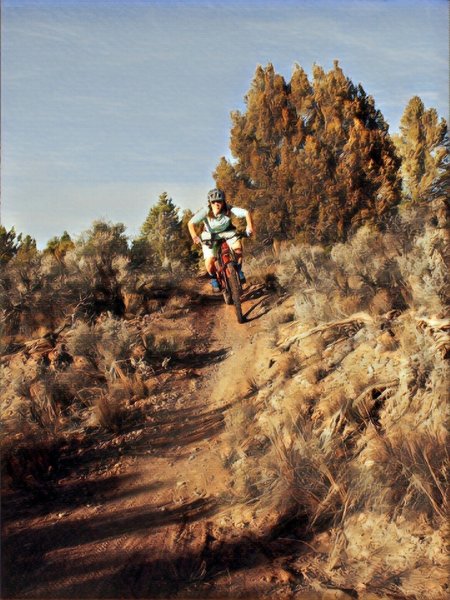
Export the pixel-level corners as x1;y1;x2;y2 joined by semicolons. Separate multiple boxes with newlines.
201;244;216;275
230;238;242;265
205;256;216;275
230;239;243;263
230;239;246;282
202;244;220;290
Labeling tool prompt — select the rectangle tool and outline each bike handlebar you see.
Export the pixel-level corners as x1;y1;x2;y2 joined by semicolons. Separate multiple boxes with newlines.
200;230;250;247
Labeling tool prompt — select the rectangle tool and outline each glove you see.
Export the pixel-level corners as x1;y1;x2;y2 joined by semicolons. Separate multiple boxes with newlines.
246;228;253;238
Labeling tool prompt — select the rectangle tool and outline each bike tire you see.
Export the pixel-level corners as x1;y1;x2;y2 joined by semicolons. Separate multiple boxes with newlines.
227;264;244;323
222;285;233;305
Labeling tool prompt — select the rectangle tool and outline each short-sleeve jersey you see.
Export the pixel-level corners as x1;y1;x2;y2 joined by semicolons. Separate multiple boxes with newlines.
189;206;248;234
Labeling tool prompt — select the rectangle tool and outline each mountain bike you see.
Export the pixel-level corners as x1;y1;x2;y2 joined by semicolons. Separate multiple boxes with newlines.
201;230;248;324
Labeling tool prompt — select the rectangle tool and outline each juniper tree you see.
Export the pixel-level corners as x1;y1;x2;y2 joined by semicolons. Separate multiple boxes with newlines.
139;192;182;269
216;64;291;241
0;226;21;266
393;96;448;202
215;61;402;244
44;231;75;260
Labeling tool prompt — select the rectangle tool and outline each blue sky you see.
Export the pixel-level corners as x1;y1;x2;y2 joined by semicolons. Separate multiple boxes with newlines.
2;0;448;247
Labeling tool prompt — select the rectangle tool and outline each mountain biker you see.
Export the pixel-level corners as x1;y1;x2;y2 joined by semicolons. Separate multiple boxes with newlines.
188;188;255;291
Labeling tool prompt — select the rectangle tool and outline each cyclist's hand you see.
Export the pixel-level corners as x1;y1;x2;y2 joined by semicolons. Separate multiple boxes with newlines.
192;236;201;245
246;228;254;238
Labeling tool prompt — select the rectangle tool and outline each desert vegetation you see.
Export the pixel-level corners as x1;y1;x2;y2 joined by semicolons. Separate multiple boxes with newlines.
1;61;448;598
228;197;449;598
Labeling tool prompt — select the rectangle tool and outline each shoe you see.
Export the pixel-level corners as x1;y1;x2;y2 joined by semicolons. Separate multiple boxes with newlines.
210;277;220;291
237;265;246;283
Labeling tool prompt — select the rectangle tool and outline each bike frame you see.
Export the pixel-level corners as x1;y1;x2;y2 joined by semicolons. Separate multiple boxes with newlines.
215;238;241;294
202;231;247;323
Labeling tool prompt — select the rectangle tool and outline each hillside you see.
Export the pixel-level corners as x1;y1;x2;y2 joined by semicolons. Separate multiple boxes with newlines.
1;200;448;599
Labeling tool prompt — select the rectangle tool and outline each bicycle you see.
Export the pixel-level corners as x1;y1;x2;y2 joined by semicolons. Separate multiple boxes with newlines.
201;230;249;324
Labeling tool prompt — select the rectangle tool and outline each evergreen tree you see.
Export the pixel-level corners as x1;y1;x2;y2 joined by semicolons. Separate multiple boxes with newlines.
216;64;291;241
139;192;182;268
45;231;75;260
393;96;448;201
0;226;21;266
216;61;402;244
180;209;201;266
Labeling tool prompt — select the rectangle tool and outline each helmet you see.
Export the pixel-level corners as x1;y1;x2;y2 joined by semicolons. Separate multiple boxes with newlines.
207;188;225;204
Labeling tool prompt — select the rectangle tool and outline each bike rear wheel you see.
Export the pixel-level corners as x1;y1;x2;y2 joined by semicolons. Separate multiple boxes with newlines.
227;264;244;323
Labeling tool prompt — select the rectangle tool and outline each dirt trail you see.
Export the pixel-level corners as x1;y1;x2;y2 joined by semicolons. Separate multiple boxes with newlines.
3;284;291;599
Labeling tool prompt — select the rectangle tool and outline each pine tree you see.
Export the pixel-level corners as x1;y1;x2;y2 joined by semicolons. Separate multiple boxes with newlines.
45;231;75;261
139;192;182;268
180;209;201;266
0;226;21;266
215;63;291;240
394;96;448;202
216;60;402;244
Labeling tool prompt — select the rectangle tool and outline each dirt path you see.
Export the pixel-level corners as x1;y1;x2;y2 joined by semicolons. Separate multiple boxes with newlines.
2;284;281;599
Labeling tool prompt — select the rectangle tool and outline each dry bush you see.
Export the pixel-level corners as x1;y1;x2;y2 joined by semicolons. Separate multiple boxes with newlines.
27;391;63;435
276;353;299;380
397;227;448;314
225;401;258;452
66;315;136;373
368;289;394;315
96;313;136;371
263;309;295;350
66;321;100;367
143;331;188;363
161;294;191;316
277;245;336;294
252;418;349;531
92;388;127;433
293;291;337;326
245;377;259;397
336;293;365;317
245;253;280;289
361;432;448;521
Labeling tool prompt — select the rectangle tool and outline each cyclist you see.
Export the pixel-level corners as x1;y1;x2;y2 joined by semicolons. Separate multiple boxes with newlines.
188;188;255;291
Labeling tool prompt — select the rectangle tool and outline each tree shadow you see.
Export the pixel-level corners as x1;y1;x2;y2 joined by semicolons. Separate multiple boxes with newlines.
3;508;317;599
2;496;219;598
1;474;168;523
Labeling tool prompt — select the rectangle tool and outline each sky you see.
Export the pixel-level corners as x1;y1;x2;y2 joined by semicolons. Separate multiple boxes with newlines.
2;0;448;247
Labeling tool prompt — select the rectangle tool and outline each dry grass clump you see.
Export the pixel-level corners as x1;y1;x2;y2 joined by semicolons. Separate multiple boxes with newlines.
276;353;300;380
143;331;188;364
276;222;419;327
161;294;192;316
92;385;128;433
245;254;280;289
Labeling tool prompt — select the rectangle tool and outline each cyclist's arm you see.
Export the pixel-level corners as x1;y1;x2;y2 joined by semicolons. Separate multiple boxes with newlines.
231;206;255;236
188;221;201;245
245;212;255;236
188;207;208;244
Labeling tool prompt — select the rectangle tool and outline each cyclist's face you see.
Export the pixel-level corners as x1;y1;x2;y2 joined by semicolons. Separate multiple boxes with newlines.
211;200;224;214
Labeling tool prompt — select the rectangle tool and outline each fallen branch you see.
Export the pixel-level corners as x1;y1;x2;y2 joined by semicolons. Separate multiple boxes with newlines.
278;312;373;351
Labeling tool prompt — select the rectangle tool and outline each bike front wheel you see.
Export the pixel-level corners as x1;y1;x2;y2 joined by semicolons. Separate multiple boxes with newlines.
222;285;233;305
227;264;244;323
